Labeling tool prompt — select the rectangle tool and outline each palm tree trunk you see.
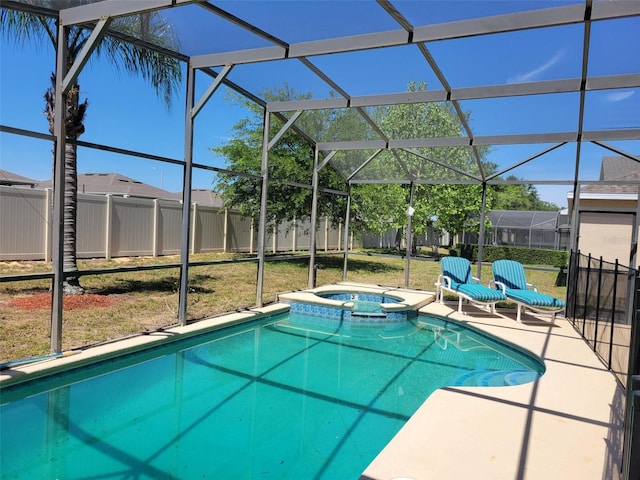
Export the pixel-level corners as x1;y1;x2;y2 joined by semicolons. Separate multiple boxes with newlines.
63;142;83;294
46;75;87;295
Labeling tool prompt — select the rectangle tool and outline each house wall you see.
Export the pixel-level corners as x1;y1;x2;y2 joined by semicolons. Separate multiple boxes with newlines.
578;211;638;266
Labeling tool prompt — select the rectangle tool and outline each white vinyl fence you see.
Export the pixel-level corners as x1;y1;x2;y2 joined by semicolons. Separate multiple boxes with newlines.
0;186;348;261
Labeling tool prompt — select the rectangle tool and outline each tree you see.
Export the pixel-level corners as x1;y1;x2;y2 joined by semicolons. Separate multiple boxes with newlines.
1;2;181;293
212;85;349;233
213;81;494;242
369;81;493;239
492;176;560;211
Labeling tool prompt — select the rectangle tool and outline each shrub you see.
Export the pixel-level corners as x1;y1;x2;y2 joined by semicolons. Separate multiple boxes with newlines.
449;244;568;267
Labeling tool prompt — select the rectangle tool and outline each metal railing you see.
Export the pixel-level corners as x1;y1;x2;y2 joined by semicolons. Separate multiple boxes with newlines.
566;251;640;479
566;251;637;384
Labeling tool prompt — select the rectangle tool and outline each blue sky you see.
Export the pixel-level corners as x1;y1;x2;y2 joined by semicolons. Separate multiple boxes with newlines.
1;1;638;209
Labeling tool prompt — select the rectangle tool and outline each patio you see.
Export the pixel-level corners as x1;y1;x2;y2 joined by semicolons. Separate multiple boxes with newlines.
363;301;624;480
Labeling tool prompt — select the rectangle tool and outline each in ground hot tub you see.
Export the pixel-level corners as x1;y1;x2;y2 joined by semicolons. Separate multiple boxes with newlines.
316;291;401;318
277;282;435;323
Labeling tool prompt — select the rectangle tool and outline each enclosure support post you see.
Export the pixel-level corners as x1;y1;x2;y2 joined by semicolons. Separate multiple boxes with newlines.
105;194;112;260
308;147;320;288
404;182;415;288
476;183;488;281
623;275;640;480
178;65;196;325
569;181;581;255
45;188;52;263
223;208;229;253
152;199;159;257
50;24;69;354
190;203;197;254
342;185;352;281
630;186;640;270
292;217;297;252
624;191;640;374
256;110;270;306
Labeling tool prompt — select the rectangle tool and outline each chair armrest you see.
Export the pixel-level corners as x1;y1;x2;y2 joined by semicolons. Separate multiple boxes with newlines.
492;281;507;294
471;276;481;284
526;283;538;292
436;274;452;289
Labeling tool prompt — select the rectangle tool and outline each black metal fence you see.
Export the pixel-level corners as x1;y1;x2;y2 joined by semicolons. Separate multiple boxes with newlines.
566;251;637;384
566;251;640;480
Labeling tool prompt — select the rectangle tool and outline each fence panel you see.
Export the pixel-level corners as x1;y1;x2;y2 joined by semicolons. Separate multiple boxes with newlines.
194;206;225;253
76;194;107;259
1;189;347;260
295;219;311;251
275;219;294;252
111;197;155;257
157;200;182;256
567;251;635;384
0;187;48;260
227;212;254;253
326;220;341;251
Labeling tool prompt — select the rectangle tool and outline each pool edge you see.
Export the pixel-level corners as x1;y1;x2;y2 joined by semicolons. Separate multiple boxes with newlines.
0;303;289;388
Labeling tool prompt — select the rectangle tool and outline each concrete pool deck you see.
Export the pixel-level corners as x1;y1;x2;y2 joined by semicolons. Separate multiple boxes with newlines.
0;290;626;480
361;301;625;480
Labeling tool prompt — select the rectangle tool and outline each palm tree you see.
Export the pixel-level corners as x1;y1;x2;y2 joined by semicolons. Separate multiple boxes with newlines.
1;1;182;293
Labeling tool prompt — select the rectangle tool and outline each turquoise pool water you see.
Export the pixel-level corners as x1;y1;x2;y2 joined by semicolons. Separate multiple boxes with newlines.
317;292;400;315
0;313;544;479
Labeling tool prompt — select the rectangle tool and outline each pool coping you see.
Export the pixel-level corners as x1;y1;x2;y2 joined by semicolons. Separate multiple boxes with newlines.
276;281;435;312
0;303;288;387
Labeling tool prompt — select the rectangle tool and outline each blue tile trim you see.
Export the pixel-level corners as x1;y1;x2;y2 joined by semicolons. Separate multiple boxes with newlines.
285;301;415;323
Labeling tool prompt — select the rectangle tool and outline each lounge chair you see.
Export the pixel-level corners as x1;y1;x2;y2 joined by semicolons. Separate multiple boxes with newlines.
491;259;565;322
436;256;506;314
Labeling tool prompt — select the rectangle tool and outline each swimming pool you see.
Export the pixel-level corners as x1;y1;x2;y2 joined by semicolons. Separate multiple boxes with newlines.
0;312;544;479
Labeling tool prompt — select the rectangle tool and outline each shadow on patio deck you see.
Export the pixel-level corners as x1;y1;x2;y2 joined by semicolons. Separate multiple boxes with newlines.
360;302;624;480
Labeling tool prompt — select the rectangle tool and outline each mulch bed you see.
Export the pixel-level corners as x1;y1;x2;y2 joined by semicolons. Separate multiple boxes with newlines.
8;293;114;311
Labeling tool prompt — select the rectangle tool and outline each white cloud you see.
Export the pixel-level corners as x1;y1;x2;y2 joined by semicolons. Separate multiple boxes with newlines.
605;91;635;102
508;50;566;83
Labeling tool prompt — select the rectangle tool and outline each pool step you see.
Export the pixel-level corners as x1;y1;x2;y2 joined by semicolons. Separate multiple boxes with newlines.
453;369;540;387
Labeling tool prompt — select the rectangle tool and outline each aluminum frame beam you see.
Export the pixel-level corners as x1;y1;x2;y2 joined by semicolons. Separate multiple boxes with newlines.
190;2;639;68
178;65;196;324
50;24;69;354
316;130;640;151
268;74;639;112
59;0;199;26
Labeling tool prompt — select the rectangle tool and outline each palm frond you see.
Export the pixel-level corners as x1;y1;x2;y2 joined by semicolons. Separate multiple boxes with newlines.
0;7;55;46
2;6;182;108
93;12;183;108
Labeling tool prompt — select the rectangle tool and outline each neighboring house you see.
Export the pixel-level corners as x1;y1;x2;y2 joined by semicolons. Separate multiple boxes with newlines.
569;156;640;266
38;172;173;199
168;189;224;208
0;169;41;188
31;172;226;207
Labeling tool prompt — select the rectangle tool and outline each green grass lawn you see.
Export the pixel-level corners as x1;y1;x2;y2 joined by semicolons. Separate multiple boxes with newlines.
0;252;566;363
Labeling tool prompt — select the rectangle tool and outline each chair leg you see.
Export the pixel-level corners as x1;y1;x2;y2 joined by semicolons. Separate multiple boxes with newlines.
516;305;522;322
458;297;463;313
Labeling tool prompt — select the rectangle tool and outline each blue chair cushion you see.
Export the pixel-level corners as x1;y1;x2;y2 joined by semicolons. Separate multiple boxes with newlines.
441;257;472;285
505;289;565;308
492;260;528;290
454;283;506;302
